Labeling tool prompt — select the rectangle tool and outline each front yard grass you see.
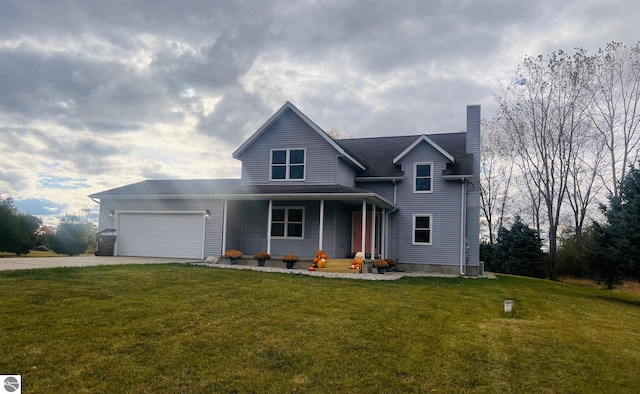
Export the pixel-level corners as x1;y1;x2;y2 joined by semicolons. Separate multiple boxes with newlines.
1;265;639;393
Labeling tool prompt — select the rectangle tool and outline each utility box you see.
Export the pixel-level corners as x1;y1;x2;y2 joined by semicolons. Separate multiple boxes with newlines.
95;228;117;256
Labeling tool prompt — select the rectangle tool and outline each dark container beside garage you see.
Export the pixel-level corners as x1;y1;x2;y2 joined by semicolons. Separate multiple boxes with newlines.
95;228;117;256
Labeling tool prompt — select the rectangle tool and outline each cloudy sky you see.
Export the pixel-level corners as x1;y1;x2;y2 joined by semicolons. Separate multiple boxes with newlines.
1;0;638;225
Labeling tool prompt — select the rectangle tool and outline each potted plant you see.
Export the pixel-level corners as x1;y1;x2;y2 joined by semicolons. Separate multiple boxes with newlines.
253;252;270;267
224;249;243;265
372;259;389;274
384;258;396;272
282;254;299;269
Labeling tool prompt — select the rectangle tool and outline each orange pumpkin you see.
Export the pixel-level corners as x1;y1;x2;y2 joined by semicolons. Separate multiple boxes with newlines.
321;253;328;260
317;260;324;268
308;266;315;271
313;257;319;263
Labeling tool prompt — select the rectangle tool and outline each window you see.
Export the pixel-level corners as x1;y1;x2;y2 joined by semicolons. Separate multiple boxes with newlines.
413;214;432;244
271;149;305;180
414;162;432;192
271;207;304;238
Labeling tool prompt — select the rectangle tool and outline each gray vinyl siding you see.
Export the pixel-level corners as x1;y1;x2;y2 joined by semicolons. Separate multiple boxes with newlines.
239;109;341;185
225;200;243;252
333;202;352;258
336;159;356;187
203;201;224;257
393;143;463;266
354;181;395;203
236;201;270;254
322;201;337;256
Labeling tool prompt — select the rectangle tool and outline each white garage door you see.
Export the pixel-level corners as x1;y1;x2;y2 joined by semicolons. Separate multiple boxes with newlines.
116;212;204;259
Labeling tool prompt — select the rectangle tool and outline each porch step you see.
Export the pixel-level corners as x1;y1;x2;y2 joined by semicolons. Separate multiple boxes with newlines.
316;258;360;274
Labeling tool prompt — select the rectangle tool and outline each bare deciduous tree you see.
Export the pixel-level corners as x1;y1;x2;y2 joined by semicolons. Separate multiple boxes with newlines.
496;49;591;280
326;128;355;140
479;117;513;244
588;42;640;197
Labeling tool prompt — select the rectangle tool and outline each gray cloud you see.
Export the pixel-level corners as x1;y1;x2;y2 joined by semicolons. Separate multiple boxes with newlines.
1;0;639;224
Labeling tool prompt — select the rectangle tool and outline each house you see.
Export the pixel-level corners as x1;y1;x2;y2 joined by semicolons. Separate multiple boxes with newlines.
89;102;482;275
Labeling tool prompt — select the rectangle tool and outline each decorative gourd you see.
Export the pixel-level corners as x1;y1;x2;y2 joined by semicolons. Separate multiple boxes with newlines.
308;266;316;271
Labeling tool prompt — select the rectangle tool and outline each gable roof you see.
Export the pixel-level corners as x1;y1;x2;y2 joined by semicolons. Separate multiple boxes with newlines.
232;101;365;170
393;134;455;163
335;132;471;178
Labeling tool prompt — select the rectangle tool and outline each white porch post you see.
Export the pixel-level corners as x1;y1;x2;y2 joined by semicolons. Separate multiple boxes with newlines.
381;208;386;259
361;200;366;256
221;200;228;254
370;203;376;259
319;200;324;252
267;200;273;255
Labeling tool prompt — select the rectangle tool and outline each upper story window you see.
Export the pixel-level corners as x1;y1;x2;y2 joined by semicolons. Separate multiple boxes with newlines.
414;162;432;193
271;207;304;238
271;149;305;180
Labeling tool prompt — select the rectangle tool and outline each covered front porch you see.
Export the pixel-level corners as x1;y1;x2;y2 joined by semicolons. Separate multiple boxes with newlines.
220;192;395;261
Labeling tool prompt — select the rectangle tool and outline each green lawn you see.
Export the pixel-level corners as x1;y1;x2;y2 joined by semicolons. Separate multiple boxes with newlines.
1;265;639;393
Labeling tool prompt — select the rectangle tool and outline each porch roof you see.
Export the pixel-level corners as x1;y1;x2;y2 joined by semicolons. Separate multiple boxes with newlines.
89;179;396;209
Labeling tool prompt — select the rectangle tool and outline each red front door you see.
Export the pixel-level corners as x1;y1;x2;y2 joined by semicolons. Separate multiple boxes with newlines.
352;212;379;254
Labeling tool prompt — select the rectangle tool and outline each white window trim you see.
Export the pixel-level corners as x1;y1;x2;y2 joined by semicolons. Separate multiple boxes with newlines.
271;206;305;239
270;148;306;181
413;162;433;193
412;213;432;245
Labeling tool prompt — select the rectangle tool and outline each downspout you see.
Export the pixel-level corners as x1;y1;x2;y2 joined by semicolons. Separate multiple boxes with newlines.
361;200;367;256
222;200;228;255
319;200;324;252
460;179;466;276
393;179;397;205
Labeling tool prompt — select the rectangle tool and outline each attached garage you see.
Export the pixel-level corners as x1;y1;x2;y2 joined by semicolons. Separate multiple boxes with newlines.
116;212;205;259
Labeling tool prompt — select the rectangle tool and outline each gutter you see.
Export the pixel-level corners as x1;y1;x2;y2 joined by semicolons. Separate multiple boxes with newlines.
88;192;396;209
355;176;404;182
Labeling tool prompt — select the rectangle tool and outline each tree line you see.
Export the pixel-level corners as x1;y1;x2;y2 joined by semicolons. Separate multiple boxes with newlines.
0;196;96;256
481;41;640;288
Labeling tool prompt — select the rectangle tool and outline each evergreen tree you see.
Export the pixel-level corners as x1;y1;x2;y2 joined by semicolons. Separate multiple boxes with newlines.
586;162;640;287
494;216;546;278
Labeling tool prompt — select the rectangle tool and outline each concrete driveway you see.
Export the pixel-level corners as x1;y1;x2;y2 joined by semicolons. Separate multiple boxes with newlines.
0;256;200;271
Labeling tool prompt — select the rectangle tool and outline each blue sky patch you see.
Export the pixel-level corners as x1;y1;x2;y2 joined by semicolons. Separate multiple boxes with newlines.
14;198;67;216
39;175;90;190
